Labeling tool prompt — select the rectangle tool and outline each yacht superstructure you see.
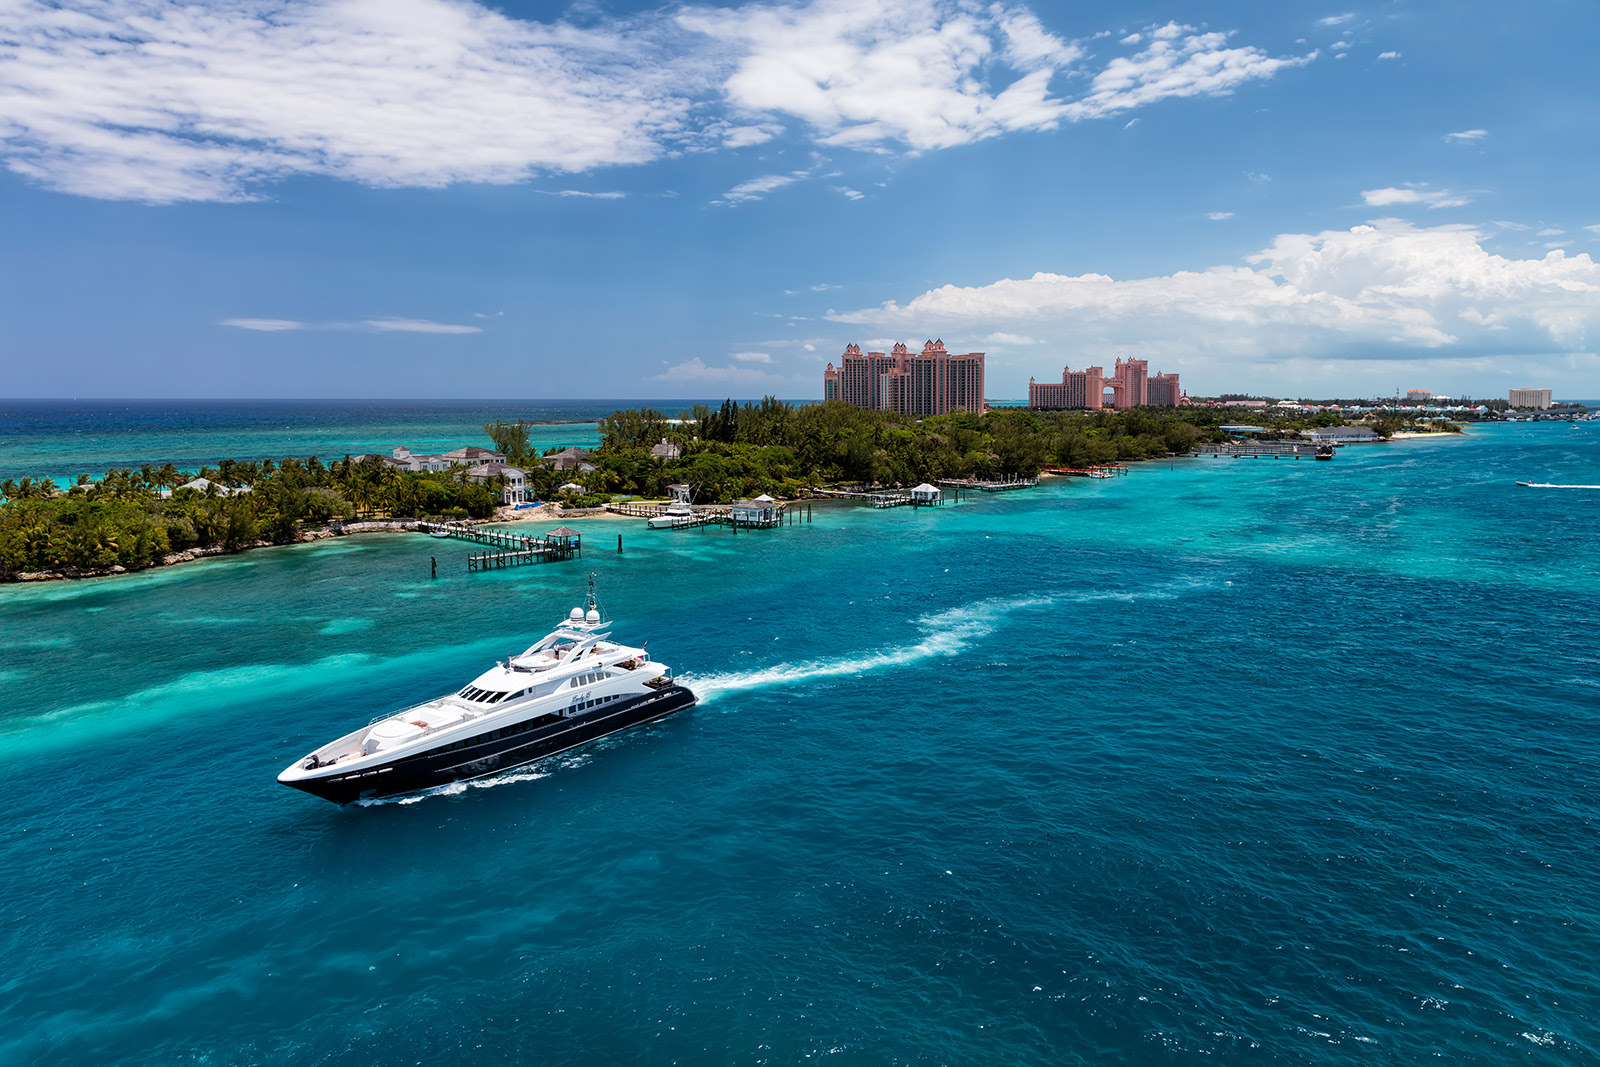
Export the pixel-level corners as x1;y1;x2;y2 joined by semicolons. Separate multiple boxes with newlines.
278;577;695;804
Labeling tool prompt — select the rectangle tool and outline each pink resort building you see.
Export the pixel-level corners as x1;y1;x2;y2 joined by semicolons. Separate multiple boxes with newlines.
1028;358;1182;410
823;340;985;417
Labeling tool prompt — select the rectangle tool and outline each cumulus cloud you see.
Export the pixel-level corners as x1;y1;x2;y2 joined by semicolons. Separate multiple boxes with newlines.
220;317;305;331
1317;14;1355;27
985;332;1043;344
733;350;773;362
0;0;1311;202
830;220;1600;379
1361;184;1471;209
1445;129;1488;143
1207;211;1234;220
1377;50;1400;60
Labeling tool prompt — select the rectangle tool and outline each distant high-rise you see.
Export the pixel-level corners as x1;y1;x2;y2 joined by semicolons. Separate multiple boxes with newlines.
823;340;985;416
1508;388;1553;409
1029;358;1180;410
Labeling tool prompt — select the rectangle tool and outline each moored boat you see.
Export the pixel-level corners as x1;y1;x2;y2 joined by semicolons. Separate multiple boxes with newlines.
278;576;695;804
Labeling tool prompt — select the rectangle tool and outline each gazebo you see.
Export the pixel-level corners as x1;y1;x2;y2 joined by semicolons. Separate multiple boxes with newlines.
544;526;583;552
910;483;942;506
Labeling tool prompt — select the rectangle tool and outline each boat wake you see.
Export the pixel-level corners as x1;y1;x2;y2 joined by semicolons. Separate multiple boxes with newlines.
685;582;1210;703
1517;482;1600;489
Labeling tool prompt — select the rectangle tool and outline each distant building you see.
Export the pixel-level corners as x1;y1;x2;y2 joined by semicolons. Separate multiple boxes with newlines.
1303;425;1382;444
159;477;250;499
823;340;985;416
1508;388;1553;409
389;445;506;472
1406;389;1433;401
1029;358;1180;410
545;447;598;472
649;438;682;461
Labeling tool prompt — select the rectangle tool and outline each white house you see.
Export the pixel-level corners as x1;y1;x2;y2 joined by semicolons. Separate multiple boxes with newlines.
465;462;529;504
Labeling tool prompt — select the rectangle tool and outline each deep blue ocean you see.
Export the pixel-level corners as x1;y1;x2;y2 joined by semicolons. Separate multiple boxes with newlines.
2;405;1598;1064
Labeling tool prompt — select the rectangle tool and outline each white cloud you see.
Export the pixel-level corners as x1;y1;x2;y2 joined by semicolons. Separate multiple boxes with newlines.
651;357;781;383
1361;184;1471;209
733;350;773;362
1062;23;1311;121
985;332;1043;344
1317;14;1355;26
720;123;783;148
717;170;809;205
1586;224;1600;236
362;318;483;334
220;317;305;331
1377;50;1400;60
810;282;841;291
0;0;696;203
830;220;1600;380
0;0;1311;202
1445;129;1488;143
557;190;627;199
835;186;864;199
1538;228;1565;237
1207;211;1234;220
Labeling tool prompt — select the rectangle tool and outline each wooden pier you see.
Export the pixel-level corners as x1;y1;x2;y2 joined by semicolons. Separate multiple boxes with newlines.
1192;443;1328;459
811;488;912;508
936;476;1039;492
1041;465;1128;478
416;522;582;572
602;500;785;528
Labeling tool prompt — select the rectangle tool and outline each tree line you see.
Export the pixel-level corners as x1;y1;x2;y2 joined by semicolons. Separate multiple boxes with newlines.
0;457;502;576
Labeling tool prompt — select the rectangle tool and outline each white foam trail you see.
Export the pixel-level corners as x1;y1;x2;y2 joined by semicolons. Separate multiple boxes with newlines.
1518;483;1600;489
685;581;1219;703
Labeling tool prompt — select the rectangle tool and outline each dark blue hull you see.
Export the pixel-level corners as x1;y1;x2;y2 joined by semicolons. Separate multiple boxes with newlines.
283;684;696;805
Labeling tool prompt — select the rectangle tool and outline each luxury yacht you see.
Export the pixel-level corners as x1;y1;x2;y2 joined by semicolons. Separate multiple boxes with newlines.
278;577;695;804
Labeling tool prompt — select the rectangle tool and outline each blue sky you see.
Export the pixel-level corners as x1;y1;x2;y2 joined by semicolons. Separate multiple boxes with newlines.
1;0;1597;401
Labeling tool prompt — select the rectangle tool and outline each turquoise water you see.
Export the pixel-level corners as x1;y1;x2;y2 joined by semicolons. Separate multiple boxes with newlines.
3;420;1599;1063
0;400;627;483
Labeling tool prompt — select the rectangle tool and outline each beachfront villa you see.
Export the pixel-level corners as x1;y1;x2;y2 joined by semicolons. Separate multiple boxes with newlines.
465;462;529;504
386;445;507;472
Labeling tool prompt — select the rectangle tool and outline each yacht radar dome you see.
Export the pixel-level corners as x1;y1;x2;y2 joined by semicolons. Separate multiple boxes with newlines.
569;607;584;621
585;608;601;624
